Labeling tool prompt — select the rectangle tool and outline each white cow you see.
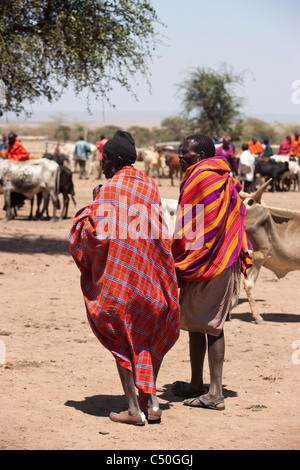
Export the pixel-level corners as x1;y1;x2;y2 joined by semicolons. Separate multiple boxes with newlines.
0;158;60;221
141;149;166;185
240;180;300;323
47;142;76;171
87;143;99;175
47;141;98;175
161;198;178;238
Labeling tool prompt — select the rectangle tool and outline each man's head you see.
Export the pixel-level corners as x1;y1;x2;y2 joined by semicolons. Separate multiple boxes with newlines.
8;132;17;144
102;130;137;179
179;133;215;172
222;137;230;149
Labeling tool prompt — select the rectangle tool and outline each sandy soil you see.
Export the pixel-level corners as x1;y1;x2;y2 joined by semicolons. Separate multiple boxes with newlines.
0;166;300;451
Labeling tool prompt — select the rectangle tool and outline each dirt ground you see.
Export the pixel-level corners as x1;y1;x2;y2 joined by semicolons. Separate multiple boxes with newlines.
0;165;300;451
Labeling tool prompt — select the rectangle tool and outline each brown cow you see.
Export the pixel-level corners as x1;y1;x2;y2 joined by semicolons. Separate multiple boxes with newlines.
164;151;183;186
280;170;298;191
240;179;300;324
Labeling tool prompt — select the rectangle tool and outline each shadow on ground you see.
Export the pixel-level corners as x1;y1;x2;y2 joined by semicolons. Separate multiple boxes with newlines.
0;236;70;255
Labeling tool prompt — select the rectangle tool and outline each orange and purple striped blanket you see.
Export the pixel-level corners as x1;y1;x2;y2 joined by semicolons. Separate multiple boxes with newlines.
171;157;252;287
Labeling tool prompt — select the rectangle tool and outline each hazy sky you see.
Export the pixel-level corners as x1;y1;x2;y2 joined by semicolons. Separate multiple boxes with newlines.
6;0;300;123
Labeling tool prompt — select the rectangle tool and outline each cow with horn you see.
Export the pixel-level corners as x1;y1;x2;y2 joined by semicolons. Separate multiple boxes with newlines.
240;179;300;324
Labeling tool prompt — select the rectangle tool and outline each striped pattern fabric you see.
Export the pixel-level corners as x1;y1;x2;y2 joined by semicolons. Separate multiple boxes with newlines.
69;166;180;401
171;157;252;287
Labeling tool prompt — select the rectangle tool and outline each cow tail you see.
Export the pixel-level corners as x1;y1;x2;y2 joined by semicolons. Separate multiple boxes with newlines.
55;166;61;210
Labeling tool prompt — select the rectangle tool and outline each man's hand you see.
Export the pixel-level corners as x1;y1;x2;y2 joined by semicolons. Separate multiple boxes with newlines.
92;184;102;200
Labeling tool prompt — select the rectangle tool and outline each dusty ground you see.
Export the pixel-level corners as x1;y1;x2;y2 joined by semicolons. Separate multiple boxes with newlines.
0;165;300;451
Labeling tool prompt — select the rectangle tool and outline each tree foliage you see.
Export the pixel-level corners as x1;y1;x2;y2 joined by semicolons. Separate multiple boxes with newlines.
161;116;192;141
177;64;246;136
0;0;162;115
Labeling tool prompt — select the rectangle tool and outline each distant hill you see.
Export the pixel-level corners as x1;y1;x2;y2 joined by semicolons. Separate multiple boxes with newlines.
2;109;299;127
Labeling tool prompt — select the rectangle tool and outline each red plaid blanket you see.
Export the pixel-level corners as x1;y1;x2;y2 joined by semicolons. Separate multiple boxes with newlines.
69;166;180;400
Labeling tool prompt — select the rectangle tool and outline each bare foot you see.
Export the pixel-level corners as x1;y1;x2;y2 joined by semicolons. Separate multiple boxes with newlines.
172;381;207;398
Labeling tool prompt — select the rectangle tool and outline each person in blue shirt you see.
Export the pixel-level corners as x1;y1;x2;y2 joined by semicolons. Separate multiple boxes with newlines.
75;136;91;179
0;133;7;151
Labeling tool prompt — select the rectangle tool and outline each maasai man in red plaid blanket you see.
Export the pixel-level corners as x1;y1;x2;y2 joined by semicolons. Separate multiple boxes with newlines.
171;134;252;411
70;130;180;426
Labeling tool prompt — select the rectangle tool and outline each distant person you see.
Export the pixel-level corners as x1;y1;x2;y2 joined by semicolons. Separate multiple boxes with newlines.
290;132;300;158
247;137;264;155
0;133;7;151
96;135;108;179
239;143;255;193
262;138;273;158
227;135;235;154
75;136;90;179
6;132;29;161
278;136;292;155
215;137;238;176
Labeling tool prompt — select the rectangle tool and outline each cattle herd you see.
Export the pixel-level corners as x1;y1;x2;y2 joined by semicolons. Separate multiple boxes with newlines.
0;142;183;222
0;152;75;221
254;155;300;192
1;140;300;222
1;141;300;325
138;145;300;192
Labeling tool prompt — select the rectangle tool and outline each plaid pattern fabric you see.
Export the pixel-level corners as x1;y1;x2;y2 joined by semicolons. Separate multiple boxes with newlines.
171;157;253;287
69;166;180;399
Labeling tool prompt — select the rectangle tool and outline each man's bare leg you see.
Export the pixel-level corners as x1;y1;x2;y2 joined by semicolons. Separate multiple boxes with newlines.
189;331;206;392
172;331;206;397
116;362;141;416
109;362;146;425
183;330;225;410
205;330;225;403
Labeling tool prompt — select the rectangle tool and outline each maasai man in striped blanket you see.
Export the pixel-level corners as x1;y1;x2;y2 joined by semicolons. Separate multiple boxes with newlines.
171;134;252;411
69;130;180;426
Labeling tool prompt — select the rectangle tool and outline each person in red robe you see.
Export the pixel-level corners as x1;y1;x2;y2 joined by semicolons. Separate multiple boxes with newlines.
278;136;292;155
6;132;29;161
69;130;180;426
291;132;300;157
247;137;264;155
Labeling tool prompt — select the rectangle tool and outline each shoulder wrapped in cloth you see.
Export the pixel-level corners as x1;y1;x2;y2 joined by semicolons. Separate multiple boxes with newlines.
171;157;253;287
69;166;180;402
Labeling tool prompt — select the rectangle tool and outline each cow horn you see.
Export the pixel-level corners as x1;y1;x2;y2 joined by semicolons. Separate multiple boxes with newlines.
252;178;272;203
239;190;248;200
